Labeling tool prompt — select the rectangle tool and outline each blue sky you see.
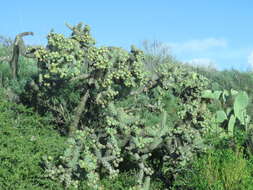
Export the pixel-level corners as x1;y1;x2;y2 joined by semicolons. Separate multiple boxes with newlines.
1;0;253;71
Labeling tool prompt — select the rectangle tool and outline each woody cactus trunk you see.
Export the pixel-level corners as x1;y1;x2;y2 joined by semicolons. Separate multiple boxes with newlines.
22;22;215;190
0;32;34;80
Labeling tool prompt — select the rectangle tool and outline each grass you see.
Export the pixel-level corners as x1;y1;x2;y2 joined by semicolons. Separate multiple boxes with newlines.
172;146;253;190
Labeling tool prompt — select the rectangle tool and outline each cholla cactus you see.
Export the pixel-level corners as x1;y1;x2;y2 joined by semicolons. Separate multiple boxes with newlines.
23;22;216;190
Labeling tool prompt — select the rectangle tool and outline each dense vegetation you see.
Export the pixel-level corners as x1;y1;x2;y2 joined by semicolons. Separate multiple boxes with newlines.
1;23;253;190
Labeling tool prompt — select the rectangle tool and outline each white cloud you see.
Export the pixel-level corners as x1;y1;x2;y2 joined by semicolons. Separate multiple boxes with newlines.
168;38;227;53
247;51;253;68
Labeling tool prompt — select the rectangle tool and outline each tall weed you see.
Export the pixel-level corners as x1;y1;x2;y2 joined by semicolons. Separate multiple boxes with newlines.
172;147;253;190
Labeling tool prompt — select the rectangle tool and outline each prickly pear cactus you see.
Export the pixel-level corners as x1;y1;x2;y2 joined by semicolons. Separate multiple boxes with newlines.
201;89;251;137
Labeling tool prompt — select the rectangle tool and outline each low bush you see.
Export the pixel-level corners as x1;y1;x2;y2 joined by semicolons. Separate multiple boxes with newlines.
0;92;67;190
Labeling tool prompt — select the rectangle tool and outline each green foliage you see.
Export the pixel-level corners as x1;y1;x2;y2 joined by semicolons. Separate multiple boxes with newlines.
68;169;163;190
0;41;38;102
2;24;253;190
0;91;67;190
172;147;253;190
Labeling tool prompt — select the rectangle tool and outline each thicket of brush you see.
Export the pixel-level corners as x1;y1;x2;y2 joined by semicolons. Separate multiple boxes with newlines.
1;23;253;190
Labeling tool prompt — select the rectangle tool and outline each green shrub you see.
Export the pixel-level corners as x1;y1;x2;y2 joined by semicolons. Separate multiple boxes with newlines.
76;169;165;190
3;56;37;91
0;93;67;190
172;147;253;190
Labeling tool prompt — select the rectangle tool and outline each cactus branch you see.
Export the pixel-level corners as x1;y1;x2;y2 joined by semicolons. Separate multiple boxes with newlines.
9;32;33;80
69;89;90;136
